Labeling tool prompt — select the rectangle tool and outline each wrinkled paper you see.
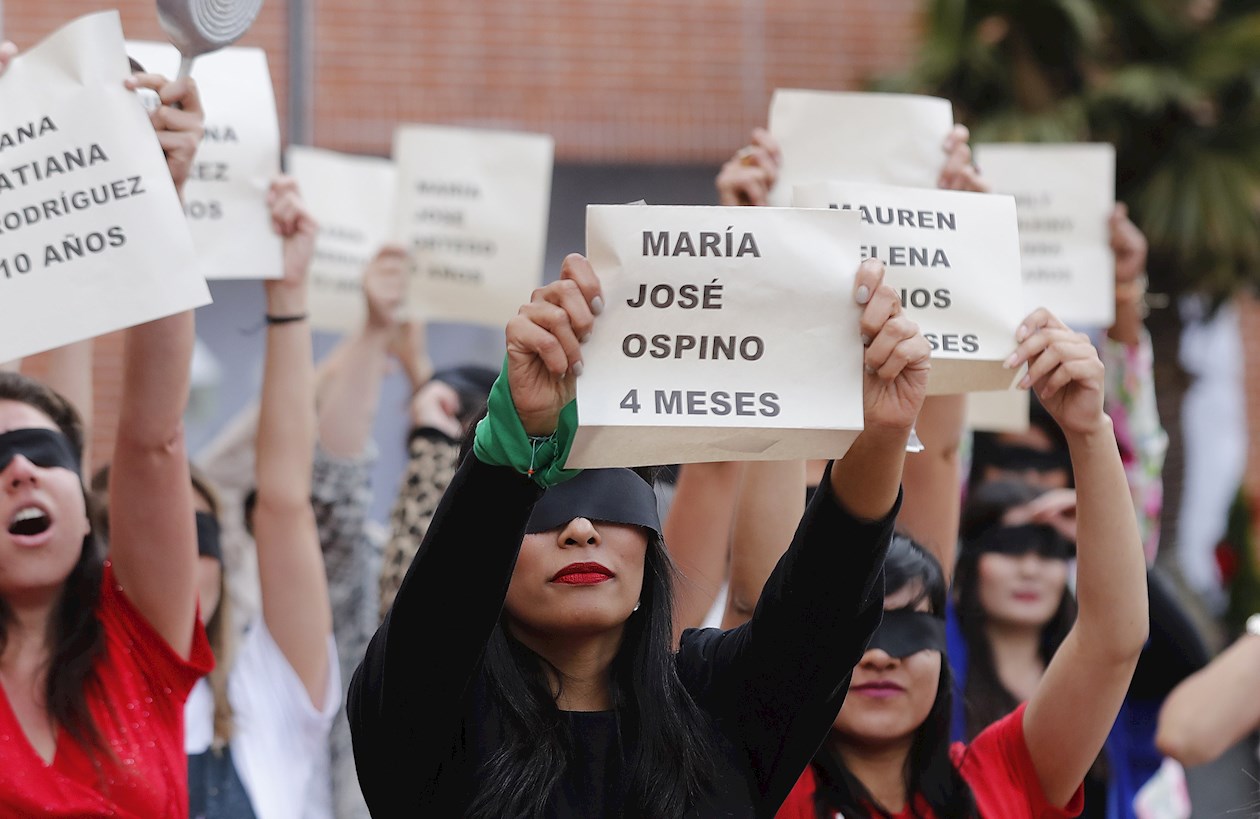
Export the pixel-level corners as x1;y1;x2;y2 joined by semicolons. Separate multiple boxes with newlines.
0;13;209;363
568;205;864;468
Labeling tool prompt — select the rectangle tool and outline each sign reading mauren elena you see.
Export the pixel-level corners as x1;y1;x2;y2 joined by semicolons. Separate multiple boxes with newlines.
794;181;1023;395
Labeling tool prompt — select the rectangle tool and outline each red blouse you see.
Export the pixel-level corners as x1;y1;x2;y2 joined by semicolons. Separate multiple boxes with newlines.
0;562;213;818
777;704;1086;818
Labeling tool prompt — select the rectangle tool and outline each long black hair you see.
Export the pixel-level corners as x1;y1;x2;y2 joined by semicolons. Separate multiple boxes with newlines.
812;535;977;819
465;493;717;817
0;372;108;757
954;480;1076;741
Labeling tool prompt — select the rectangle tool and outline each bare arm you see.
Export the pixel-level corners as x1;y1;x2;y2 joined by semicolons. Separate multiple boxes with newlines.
1013;309;1149;808
722;261;927;630
898;394;965;581
251;178;333;705
1156;630;1260;767
722;461;801;629
108;73;204;659
662;461;743;640
316;246;407;458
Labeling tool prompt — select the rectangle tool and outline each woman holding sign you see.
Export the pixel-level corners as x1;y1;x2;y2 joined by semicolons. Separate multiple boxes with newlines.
0;53;215;817
762;309;1150;818
348;256;930;816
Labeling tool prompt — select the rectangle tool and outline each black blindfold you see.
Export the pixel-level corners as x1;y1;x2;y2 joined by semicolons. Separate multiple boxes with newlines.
195;511;223;563
967;523;1075;560
986;444;1070;476
867;609;948;658
0;428;81;476
525;469;661;538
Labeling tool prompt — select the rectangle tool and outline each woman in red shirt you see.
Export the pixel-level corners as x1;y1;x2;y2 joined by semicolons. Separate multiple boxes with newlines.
774;308;1149;819
0;45;212;817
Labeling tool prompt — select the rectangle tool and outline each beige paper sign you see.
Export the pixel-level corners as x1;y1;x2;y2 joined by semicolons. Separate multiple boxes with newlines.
768;90;955;206
392;125;553;326
974;143;1116;328
286;145;397;333
794;182;1022;395
568;205;865;469
0;12;210;363
966;389;1031;433
126;41;283;280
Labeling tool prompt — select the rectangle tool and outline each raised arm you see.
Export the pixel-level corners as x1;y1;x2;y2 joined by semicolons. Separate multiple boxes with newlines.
1012;308;1150;808
1156;624;1260;767
251;177;333;705
664;460;745;640
722;460;801;629
898;394;966;580
108;73;204;658
316;245;406;458
348;255;602;810
1103;204;1167;562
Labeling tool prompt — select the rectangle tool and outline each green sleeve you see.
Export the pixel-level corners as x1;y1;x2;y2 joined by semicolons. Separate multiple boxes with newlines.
472;363;581;488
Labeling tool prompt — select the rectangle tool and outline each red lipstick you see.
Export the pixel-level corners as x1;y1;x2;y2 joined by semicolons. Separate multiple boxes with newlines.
552;562;614;585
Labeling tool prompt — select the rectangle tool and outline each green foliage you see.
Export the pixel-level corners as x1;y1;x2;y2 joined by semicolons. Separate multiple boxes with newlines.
884;0;1260;299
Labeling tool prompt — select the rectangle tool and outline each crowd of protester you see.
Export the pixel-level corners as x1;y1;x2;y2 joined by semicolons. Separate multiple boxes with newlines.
0;24;1256;819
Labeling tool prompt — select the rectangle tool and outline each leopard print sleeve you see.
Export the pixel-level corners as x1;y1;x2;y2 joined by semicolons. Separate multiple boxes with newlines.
378;428;461;620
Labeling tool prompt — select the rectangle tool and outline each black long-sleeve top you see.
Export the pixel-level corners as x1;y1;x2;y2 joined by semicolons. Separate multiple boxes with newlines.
347;454;896;817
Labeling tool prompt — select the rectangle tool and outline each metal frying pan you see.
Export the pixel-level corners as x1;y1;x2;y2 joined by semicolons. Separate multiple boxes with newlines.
156;0;265;79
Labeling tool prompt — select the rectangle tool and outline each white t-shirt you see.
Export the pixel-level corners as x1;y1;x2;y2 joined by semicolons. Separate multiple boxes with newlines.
186;619;340;819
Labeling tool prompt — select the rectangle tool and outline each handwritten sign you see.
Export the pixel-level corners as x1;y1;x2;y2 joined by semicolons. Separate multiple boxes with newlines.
794;182;1022;395
567;205;865;468
392;125;553;326
286;145;397;333
0;12;209;362
125;41;283;280
974;143;1115;327
768;90;955;206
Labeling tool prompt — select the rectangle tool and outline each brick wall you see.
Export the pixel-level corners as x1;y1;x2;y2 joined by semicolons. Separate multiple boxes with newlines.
312;0;923;161
4;0;922;468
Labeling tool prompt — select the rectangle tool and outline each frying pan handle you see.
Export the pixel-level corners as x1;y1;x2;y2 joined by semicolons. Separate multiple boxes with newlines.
176;54;195;81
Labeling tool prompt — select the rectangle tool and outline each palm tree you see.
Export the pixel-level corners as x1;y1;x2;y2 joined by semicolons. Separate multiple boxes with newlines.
881;0;1260;617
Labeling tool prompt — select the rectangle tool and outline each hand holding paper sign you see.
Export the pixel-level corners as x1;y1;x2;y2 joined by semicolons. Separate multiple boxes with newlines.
716;127;782;207
0;41;16;74
364;246;408;331
856;259;932;432
937;125;989;193
506;254;603;436
1109;203;1150;345
125;72;204;198
265;176;318;316
1008;308;1106;437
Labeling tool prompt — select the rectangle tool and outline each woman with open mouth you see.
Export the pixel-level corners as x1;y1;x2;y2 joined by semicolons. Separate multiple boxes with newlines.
0;48;213;818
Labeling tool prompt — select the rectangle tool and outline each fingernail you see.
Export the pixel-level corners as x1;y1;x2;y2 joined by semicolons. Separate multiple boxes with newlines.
572;360;584;377
1019;374;1031;389
580;332;592;343
860;334;871;347
591;296;605;315
864;364;876;376
1004;353;1018;368
856;285;871;305
1016;324;1029;342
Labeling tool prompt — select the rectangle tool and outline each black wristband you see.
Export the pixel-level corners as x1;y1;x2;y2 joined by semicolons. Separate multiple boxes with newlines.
265;313;308;325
